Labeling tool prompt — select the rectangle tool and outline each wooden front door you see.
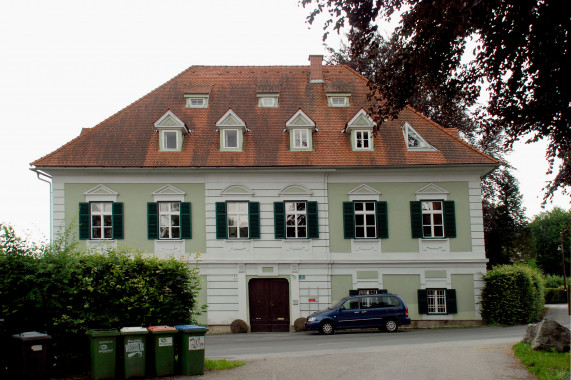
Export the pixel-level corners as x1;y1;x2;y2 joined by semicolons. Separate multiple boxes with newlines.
248;278;290;332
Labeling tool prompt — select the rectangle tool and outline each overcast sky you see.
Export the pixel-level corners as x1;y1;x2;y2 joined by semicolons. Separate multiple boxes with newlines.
0;0;567;243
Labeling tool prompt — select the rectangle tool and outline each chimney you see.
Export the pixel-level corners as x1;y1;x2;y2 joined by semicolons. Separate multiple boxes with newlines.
309;55;324;83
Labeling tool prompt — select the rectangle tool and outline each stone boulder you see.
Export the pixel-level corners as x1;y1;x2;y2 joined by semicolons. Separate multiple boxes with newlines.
294;317;307;332
230;319;249;333
524;318;570;352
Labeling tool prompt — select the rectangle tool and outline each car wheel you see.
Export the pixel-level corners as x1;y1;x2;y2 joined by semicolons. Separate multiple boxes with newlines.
384;319;398;332
320;321;334;335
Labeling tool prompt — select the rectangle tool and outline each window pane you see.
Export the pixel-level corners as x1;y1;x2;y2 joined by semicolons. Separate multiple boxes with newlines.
164;132;177;149
366;227;376;237
433;214;443;225
103;215;112;227
238;202;248;212
285;202;295;212
160;227;169;239
365;214;375;225
92;228;101;239
423;226;432;237
171;215;180;226
104;227;113;239
286;215;295;226
286;227;296;238
227;202;238;213
354;202;363;211
422;202;432;211
160;215;169;227
228;215;237;227
103;203;112;212
297;215;306;226
239;227;249;237
228;227;237;238
225;130;238;148
159;203;169;212
297;227;306;238
355;214;364;225
432;201;442;210
356;226;365;238
365;202;375;211
171;202;179;212
91;203;101;212
296;202;306;211
434;226;444;237
172;227;180;239
92;216;101;227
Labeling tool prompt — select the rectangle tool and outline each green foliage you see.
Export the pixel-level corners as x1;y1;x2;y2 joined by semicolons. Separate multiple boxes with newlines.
513;341;570;380
544;288;568;304
204;359;246;371
0;224;203;376
480;264;545;325
529;207;571;276
543;274;569;288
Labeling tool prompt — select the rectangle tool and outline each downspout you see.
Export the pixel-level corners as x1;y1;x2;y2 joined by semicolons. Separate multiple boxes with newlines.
30;168;52;242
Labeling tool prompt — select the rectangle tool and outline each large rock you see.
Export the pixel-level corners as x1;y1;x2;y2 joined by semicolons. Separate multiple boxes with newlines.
230;319;249;333
524;318;570;352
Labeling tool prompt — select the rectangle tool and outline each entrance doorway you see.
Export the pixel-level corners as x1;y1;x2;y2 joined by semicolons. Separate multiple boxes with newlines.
248;278;290;332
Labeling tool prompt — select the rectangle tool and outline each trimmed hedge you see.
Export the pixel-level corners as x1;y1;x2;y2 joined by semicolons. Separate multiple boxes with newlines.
0;225;203;377
545;287;568;304
480;264;545;325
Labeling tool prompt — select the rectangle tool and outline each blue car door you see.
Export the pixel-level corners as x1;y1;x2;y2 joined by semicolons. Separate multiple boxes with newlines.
358;295;382;328
335;298;363;329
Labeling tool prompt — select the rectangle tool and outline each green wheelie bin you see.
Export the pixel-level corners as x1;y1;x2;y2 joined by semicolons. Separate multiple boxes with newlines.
175;325;208;376
87;329;119;380
147;325;176;377
119;327;148;379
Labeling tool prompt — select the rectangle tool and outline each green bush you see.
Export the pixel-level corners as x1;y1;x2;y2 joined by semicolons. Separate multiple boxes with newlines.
543;274;570;289
480;264;545;325
0;224;203;377
545;287;568;304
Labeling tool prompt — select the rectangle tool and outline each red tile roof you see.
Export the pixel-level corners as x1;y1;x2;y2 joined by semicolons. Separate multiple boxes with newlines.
31;65;498;169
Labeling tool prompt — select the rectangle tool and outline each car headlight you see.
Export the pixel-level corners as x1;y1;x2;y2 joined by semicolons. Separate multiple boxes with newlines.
307;317;316;322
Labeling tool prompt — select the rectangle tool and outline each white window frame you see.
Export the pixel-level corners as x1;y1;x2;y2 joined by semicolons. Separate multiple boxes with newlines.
328;95;350;107
258;96;278;108
185;95;209;108
427;288;447;314
354;201;376;238
355;130;371;150
285;201;307;239
422;201;445;238
223;129;239;149
91;202;113;240
293;129;309;149
190;98;204;107
159;201;181;240
227;201;249;239
162;130;178;151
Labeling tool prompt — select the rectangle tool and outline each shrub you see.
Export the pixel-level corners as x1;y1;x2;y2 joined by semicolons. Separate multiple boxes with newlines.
480;264;545;325
545;287;568;304
0;224;203;377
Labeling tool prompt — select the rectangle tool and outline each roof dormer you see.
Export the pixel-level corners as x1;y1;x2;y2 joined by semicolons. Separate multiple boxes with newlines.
216;109;247;151
184;84;211;108
154;110;188;151
285;109;315;151
346;109;375;151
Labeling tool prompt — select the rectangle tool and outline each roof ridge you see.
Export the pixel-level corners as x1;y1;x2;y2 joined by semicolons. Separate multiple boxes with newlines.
405;105;499;164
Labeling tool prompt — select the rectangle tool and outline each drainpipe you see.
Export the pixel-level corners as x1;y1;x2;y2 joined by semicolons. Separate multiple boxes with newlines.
30;168;52;243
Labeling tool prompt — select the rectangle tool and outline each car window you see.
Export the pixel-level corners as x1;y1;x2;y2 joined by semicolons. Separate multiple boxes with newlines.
382;296;401;307
341;299;359;310
360;296;381;309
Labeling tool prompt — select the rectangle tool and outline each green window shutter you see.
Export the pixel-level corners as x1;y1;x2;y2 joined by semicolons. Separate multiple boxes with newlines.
410;201;423;238
343;202;355;239
443;201;456;238
274;202;285;239
417;289;428;314
376;201;388;238
215;202;227;239
180;202;192;239
79;202;90;240
112;202;124;240
349;290;359;296
249;202;260;239
147;202;158;240
446;289;457;314
307;201;319;239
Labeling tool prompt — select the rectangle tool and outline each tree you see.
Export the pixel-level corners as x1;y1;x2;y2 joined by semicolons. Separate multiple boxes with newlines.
302;0;570;200
529;207;571;276
482;169;531;268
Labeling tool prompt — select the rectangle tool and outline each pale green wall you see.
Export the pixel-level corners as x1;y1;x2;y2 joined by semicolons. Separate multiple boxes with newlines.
65;183;206;253
195;275;208;325
383;274;421;319
331;275;353;303
451;274;476;320
328;182;471;253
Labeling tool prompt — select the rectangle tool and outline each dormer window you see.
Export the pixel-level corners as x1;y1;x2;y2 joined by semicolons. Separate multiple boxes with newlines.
327;93;351;107
154;110;188;152
257;94;279;108
346;109;375;151
216;109;247;151
402;122;436;151
185;95;209;108
285;110;315;151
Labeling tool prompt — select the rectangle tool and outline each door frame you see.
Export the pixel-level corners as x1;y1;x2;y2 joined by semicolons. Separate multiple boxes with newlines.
246;276;291;331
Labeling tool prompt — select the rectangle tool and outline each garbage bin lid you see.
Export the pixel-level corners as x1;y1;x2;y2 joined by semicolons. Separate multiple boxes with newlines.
148;325;176;332
120;327;148;335
11;331;52;341
174;324;208;331
86;329;119;337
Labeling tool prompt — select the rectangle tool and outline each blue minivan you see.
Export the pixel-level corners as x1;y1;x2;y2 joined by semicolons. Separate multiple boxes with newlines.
305;293;411;334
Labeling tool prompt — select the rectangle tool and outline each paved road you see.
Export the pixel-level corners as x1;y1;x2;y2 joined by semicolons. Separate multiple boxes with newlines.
166;305;570;379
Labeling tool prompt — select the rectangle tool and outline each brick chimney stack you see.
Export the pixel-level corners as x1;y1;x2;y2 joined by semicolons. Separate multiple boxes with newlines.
309;55;324;83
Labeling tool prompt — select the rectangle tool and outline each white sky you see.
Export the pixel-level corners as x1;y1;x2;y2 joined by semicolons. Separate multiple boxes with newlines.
0;0;568;243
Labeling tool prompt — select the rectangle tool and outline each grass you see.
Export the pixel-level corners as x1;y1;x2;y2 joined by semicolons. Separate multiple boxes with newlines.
204;359;246;371
513;341;570;380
